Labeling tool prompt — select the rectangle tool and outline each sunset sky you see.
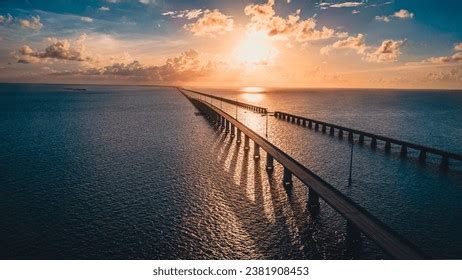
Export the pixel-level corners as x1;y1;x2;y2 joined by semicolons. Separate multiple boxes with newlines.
0;0;461;89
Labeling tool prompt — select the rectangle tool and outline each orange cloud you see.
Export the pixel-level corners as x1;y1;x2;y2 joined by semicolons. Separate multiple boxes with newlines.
52;49;215;83
244;0;341;42
17;35;94;64
19;15;43;30
321;34;405;63
366;39;405;62
184;9;234;37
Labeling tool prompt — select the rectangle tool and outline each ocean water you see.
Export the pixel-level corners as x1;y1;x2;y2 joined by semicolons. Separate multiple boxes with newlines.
1;84;461;259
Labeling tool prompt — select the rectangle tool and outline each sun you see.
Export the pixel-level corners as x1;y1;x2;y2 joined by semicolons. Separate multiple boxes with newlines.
233;31;277;65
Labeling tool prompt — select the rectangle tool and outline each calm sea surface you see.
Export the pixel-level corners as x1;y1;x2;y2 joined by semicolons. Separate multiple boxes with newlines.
1;84;462;259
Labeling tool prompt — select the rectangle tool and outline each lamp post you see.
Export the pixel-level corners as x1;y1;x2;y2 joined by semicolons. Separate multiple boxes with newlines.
348;141;354;187
261;112;269;139
235;97;238;120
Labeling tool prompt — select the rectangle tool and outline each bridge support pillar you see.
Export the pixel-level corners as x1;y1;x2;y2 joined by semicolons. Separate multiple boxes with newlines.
291;117;295;124
220;116;225;129
322;125;327;133
230;124;235;137
308;188;320;212
385;141;391;153
359;134;364;145
308;121;313;129
254;142;260;159
244;135;250;150
266;154;274;172
338;129;344;139
330;126;335;136
283;167;293;186
236;129;241;143
371;137;377;148
400;145;407;157
419;150;427;163
348;132;354;142
225;119;230;132
315;123;319;131
302;119;306;126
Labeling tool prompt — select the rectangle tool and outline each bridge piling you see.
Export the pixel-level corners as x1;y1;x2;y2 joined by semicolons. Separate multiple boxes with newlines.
339;129;344;139
359;134;364;145
385;141;391;153
308;121;313;129
315;123;319;131
237;129;242;143
348;132;354;142
322;124;327;133
254;142;260;159
244;135;250;150
371;137;377;148
231;124;235;137
330;126;335;136
266;153;274;171
181;94;427;260
419;150;427;163
283;167;293;186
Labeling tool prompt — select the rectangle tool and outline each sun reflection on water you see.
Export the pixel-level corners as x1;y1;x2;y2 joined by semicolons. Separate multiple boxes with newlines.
240;86;265;93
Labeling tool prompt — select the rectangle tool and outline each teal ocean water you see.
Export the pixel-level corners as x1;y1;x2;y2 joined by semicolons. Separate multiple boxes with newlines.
1;84;462;259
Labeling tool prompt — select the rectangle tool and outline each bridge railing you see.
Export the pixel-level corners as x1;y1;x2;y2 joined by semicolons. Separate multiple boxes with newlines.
180;88;268;114
274;111;462;168
179;88;426;260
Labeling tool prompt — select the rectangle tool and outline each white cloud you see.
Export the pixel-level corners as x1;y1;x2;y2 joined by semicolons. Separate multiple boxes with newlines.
393;9;414;19
329;2;365;8
99;6;110;11
162;9;204;20
138;0;157;4
376;9;414;23
80;17;93;23
375;15;390;22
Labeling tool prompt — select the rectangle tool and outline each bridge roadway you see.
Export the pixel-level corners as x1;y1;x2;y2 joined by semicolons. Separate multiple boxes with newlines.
178;88;426;260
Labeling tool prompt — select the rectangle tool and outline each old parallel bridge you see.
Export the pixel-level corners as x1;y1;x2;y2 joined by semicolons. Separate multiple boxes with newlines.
182;88;462;169
178;88;426;260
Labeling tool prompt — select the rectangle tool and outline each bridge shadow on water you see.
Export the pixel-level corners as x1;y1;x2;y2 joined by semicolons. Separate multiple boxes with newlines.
205;122;366;259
